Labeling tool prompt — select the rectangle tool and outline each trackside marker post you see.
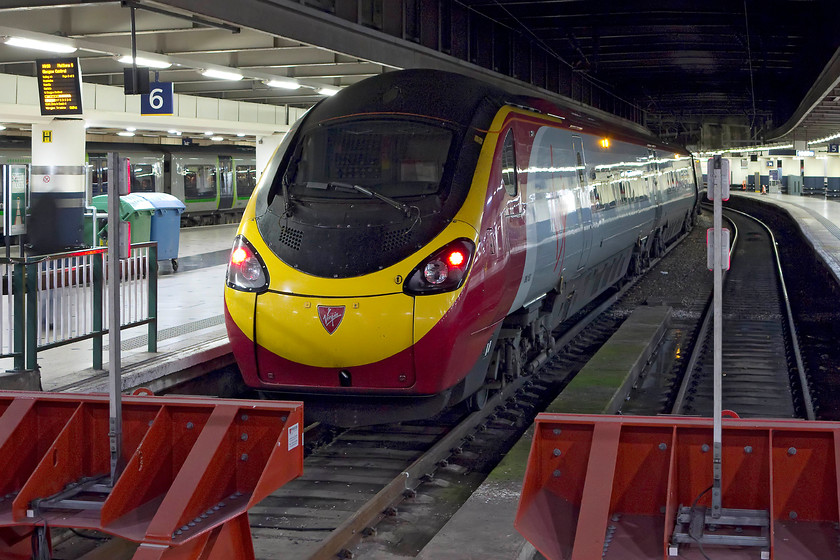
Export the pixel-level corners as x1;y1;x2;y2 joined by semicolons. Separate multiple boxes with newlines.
706;154;729;517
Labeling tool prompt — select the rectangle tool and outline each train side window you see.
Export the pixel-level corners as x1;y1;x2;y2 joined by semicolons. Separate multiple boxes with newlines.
236;165;257;198
184;165;217;201
501;129;518;196
89;156;107;196
131;163;156;192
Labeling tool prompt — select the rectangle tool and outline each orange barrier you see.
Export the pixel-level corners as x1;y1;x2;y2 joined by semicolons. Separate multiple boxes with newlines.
515;414;840;560
0;391;303;559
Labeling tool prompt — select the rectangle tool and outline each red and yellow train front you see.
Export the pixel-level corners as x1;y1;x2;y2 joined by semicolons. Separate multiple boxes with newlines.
223;101;510;408
224;217;486;397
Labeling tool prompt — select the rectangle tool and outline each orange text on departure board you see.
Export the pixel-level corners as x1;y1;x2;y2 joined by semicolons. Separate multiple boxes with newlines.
39;61;81;113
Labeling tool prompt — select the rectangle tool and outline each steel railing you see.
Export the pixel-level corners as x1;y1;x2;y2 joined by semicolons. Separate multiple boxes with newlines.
1;242;158;373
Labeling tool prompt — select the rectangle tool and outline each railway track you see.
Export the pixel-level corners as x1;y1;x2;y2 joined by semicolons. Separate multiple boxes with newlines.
671;207;812;419
249;299;629;559
723;196;840;420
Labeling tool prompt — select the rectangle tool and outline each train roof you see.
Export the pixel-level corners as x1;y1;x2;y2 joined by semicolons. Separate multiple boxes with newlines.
304;69;687;155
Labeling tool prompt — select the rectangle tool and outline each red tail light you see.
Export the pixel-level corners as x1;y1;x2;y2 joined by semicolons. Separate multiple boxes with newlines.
404;239;475;295
226;235;269;292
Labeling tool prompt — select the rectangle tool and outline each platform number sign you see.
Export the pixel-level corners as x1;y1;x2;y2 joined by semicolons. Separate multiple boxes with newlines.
141;81;173;115
830;144;839;154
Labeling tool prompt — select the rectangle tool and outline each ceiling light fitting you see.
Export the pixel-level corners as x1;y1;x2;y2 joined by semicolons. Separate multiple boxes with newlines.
266;79;300;90
318;87;339;96
117;55;171;69
3;35;77;54
201;68;243;81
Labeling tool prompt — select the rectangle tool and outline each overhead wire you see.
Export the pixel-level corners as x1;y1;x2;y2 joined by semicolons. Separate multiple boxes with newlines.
743;0;759;138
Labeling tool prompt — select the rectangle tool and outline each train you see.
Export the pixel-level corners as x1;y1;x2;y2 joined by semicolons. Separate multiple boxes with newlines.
0;140;257;226
223;69;701;426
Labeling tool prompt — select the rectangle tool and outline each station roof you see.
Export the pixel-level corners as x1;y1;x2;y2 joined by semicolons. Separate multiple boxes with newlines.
0;0;838;148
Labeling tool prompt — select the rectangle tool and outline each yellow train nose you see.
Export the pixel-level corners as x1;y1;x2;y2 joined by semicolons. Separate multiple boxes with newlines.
253;293;415;370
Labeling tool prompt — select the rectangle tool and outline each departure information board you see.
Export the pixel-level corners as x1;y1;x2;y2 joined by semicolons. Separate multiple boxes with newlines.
36;58;83;116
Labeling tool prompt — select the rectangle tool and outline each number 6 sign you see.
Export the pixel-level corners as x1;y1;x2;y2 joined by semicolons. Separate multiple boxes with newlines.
141;81;174;115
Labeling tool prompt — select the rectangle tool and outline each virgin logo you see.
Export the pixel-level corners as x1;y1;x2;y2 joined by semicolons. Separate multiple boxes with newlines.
317;305;345;335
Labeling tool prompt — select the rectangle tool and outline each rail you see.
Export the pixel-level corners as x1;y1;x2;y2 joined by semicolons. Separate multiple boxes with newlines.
672;206;814;420
671;210;736;414
0;242;157;377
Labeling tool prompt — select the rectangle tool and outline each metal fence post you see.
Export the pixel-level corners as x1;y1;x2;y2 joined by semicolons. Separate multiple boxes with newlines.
12;262;25;371
25;261;38;372
93;251;104;370
147;244;157;353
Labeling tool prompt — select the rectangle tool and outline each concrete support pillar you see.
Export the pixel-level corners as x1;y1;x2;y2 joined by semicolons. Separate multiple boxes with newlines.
825;155;840;196
747;157;761;191
256;133;285;182
29;119;86;254
730;157;748;188
803;156;825;195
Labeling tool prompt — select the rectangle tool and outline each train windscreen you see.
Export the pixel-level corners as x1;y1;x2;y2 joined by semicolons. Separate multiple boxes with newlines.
285;119;453;199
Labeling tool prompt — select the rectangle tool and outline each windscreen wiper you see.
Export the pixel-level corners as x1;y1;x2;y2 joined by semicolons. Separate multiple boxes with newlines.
280;172;294;217
324;181;415;217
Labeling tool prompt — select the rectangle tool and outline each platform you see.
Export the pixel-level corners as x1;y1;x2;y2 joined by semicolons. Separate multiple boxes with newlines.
0;223;237;393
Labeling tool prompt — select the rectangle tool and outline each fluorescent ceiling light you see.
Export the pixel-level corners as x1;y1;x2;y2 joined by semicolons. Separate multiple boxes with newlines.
319;87;339;96
168;130;181;136
236;133;246;137
117;55;172;69
0;125;6;131
4;36;77;54
126;127;136;132
117;131;135;137
201;68;243;81
211;136;224;142
204;131;214;136
267;79;299;90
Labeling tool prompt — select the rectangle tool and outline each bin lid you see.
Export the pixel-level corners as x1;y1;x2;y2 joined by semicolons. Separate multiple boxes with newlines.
131;192;187;212
91;193;156;214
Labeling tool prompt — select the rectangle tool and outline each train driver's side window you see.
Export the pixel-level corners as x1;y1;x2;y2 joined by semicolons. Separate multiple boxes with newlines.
501;129;518;197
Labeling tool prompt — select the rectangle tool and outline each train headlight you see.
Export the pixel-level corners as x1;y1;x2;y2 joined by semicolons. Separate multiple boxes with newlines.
226;235;269;292
404;239;475;295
